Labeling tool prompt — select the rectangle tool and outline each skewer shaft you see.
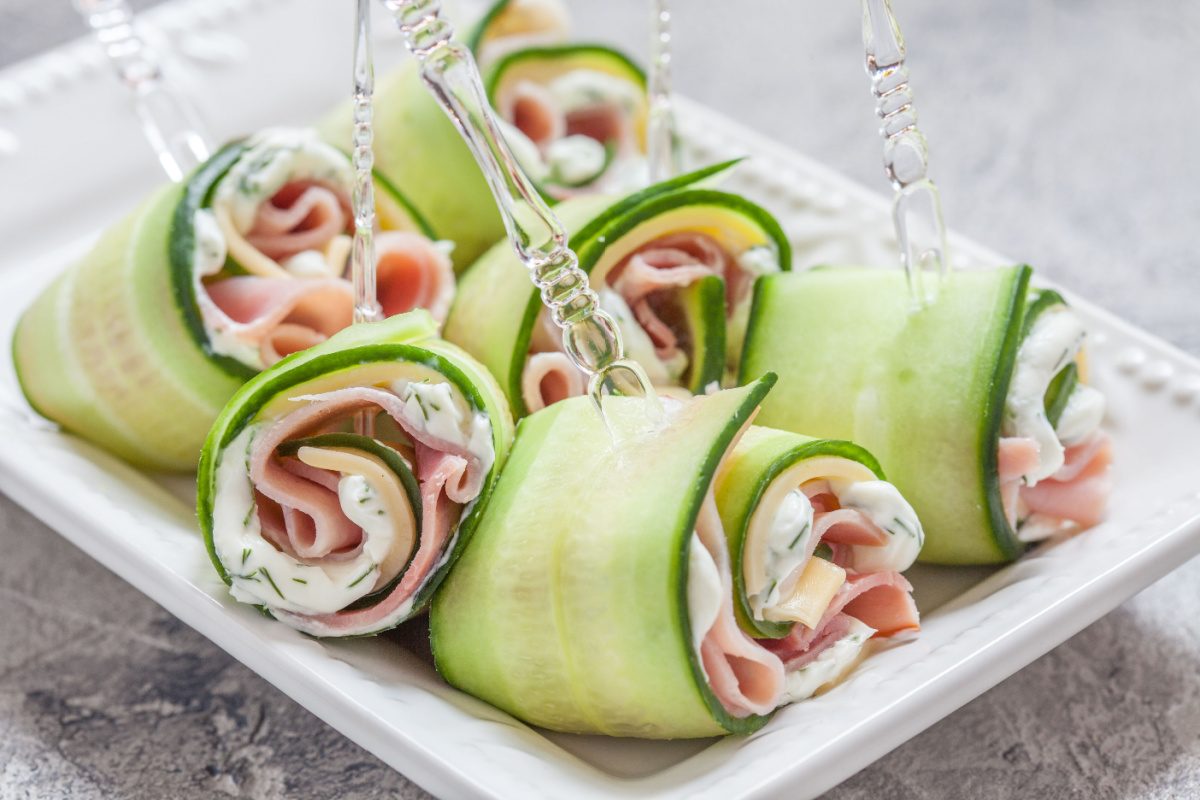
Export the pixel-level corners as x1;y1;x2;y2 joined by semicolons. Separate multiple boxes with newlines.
861;0;948;305
73;0;212;182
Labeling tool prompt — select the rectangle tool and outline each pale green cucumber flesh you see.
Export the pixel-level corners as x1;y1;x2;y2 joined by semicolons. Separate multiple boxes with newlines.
431;376;777;737
714;425;884;639
318;61;505;270
740;265;1031;565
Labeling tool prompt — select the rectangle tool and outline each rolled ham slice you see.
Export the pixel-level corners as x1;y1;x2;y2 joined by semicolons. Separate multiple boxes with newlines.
199;315;513;640
245;182;350;263
201;276;355;368
373;231;456;322
520;231;749;411
999;431;1113;536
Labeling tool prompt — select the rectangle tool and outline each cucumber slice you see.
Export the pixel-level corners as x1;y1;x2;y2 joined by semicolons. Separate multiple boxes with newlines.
430;377;776;738
318;60;505;271
1044;361;1079;427
197;311;515;635
740;265;1031;565
673;275;727;394
14;135;434;472
443;177;788;416
14;182;246;471
714;426;884;639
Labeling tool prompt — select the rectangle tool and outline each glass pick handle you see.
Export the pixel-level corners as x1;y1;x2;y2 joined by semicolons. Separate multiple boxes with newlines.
351;0;382;326
380;0;661;428
861;0;949;306
73;0;212;183
646;0;679;183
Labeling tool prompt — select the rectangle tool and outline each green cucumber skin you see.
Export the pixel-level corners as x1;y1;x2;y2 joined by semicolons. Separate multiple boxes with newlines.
463;0;510;55
430;378;776;738
444;175;787;417
741;266;1031;565
678;275;727;394
714;426;885;639
484;44;648;102
14;183;245;472
196;312;514;634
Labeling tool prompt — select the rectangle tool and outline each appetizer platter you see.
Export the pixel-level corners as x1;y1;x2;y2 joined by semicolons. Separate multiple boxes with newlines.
2;0;1200;798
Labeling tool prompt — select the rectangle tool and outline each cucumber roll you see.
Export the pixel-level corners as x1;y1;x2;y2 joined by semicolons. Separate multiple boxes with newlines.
13;128;453;471
443;167;790;417
431;379;786;737
431;375;919;737
198;311;513;637
740;266;1112;565
714;426;922;704
317;4;648;270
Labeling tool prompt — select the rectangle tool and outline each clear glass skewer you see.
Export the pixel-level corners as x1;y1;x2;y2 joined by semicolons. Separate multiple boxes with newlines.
351;0;382;327
379;0;662;435
861;0;949;307
73;0;212;182
646;0;678;183
351;0;381;440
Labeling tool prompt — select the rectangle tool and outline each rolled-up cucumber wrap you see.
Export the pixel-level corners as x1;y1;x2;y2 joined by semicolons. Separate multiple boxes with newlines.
443;166;790;417
318;15;646;270
485;45;648;201
431;378;789;738
714;425;922;703
13;128;452;471
198;311;514;637
740;266;1112;565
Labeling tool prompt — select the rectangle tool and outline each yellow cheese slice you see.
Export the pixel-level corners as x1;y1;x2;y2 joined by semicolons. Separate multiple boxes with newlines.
762;556;846;628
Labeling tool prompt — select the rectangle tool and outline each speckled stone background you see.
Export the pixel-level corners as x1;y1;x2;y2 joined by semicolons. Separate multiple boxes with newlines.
2;1;1199;798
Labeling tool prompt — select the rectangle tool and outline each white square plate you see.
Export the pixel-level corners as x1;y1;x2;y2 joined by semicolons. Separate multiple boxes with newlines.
2;1;1199;797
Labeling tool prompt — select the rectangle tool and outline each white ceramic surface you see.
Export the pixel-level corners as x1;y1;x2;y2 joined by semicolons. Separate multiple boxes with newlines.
2;1;1199;798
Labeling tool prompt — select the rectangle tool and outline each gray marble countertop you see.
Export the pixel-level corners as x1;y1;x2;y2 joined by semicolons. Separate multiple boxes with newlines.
3;1;1199;798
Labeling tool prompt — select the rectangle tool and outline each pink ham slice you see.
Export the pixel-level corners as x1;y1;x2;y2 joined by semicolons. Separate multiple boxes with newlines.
762;571;920;670
504;81;565;147
693;490;785;718
1021;431;1113;528
518;231;750;409
245;182;350;262
373;231;456;322
522;352;587;414
203;276;354;367
275;445;471;636
247;386;488;634
998;432;1113;531
998;436;1041;526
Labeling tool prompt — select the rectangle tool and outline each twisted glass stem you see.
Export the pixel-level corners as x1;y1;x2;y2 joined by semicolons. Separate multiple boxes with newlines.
646;0;678;183
73;0;211;182
861;0;948;306
352;0;382;326
380;0;660;427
